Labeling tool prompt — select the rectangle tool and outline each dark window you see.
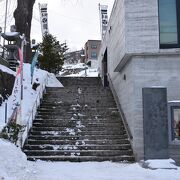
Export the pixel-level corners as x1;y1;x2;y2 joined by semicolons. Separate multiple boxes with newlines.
159;0;180;48
91;44;97;49
91;52;97;59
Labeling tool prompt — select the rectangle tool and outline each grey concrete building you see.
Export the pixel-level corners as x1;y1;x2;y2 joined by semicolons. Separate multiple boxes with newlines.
98;0;180;163
85;40;101;68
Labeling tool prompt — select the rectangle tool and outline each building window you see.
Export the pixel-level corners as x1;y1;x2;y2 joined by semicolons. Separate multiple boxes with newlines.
171;107;180;141
91;52;97;59
91;44;97;49
159;0;180;48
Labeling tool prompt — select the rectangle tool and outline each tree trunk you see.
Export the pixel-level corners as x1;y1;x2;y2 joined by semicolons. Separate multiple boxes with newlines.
14;0;35;63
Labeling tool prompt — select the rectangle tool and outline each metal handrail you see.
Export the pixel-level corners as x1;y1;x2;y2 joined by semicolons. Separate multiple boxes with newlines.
20;76;48;147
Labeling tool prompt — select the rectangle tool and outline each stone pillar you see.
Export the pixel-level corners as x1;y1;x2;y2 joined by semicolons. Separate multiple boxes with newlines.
142;87;168;160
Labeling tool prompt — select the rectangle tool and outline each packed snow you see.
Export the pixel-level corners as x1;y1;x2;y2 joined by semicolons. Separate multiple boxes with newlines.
0;139;180;180
59;63;99;77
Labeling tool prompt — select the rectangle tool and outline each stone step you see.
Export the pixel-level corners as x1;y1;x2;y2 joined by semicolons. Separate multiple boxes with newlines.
33;119;122;124
31;127;125;134
32;124;124;131
24;144;131;151
27;155;135;162
33;121;123;127
40;103;117;108
37;107;118;111
24;149;133;157
35;114;120;120
27;139;128;145
36;111;119;117
27;134;128;140
23;77;134;162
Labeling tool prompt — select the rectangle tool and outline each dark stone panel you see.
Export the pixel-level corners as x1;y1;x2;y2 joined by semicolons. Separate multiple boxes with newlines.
143;88;168;160
0;70;15;105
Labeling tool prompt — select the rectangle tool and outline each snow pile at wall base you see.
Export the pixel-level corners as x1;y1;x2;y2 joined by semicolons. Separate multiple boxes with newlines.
0;139;31;180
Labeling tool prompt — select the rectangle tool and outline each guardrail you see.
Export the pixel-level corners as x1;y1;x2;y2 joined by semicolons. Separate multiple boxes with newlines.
107;73;133;142
20;76;48;147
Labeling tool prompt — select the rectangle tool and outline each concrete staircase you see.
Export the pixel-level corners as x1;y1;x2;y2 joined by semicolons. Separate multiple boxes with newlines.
23;77;134;162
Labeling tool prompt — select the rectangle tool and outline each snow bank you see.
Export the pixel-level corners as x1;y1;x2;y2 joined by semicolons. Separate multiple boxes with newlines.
0;139;31;180
46;73;63;87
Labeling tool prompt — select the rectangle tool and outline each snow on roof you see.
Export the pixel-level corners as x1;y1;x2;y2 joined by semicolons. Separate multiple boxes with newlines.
0;64;16;76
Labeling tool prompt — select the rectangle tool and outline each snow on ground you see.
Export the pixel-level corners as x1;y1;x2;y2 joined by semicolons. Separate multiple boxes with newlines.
59;63;99;77
0;139;180;180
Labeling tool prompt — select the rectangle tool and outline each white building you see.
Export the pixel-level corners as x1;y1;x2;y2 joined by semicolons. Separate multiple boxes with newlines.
99;0;180;163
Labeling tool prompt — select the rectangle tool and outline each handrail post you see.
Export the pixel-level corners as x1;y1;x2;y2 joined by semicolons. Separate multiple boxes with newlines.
5;101;7;123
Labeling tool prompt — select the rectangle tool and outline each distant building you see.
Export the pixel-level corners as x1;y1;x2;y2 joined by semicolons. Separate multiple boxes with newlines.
64;49;85;64
84;40;101;68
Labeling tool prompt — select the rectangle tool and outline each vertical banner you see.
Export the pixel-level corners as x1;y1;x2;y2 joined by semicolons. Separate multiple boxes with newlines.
31;48;39;83
39;3;49;36
99;4;108;39
11;48;23;123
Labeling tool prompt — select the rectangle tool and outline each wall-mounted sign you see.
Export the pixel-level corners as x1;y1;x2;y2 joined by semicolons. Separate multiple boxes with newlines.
39;3;49;36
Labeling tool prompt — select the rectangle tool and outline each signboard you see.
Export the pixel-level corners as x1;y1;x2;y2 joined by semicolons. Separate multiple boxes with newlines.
39;3;49;36
99;4;108;39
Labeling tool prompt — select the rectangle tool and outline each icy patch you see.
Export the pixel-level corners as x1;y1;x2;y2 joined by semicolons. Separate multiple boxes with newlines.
52;145;60;151
66;128;76;135
72;104;81;107
41;131;59;135
76;121;85;128
71;152;76;157
76;140;85;146
71;117;76;120
77;129;82;133
77;87;82;94
78;113;86;117
57;101;63;104
62;145;78;150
